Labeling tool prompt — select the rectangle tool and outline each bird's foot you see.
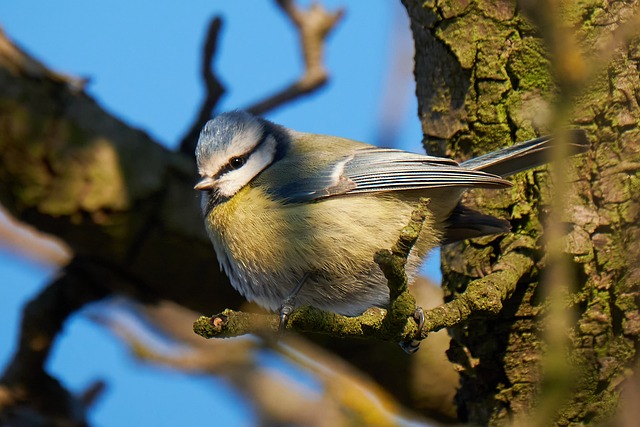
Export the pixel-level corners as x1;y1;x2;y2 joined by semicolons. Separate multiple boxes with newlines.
277;272;311;334
278;299;295;334
399;306;425;354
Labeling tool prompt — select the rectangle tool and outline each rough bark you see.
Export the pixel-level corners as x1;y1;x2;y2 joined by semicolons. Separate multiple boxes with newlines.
401;0;639;424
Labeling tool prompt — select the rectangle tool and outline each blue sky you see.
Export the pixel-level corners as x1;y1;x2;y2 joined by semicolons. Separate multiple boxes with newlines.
0;2;440;425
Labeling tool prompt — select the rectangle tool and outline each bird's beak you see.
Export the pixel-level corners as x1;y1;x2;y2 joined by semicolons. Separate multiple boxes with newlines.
194;176;216;191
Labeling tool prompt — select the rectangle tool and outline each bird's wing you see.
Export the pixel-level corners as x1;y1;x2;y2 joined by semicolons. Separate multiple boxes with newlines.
261;147;512;204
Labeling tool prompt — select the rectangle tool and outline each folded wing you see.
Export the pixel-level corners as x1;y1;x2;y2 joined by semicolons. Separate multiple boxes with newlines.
265;147;511;204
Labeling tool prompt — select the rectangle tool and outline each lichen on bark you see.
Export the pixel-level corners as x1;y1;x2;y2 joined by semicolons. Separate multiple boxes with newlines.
402;0;639;424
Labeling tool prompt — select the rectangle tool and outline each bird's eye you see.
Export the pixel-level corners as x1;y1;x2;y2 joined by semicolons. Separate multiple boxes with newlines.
229;155;247;170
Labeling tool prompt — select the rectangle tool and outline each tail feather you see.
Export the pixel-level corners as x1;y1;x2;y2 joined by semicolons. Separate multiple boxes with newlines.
460;129;589;178
443;204;511;244
444;129;588;243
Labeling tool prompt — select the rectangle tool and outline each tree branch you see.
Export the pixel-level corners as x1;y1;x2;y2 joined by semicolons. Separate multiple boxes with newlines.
179;16;226;156
0;258;111;425
246;0;344;115
193;249;533;343
420;249;534;336
0;28;243;316
88;300;429;425
178;1;344;155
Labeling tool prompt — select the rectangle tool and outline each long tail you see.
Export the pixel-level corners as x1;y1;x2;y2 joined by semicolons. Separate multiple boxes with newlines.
443;129;589;244
460;129;589;177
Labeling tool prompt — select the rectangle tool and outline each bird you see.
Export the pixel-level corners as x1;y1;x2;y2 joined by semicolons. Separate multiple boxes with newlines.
194;110;587;325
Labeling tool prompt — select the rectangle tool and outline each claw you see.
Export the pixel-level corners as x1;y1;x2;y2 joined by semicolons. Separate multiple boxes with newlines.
277;272;311;335
399;307;425;354
278;302;294;334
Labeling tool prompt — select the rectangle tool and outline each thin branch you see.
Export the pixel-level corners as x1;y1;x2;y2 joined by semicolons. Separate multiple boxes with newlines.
193;250;532;342
179;2;343;153
179;16;226;156
90;300;426;425
246;0;344;115
421;250;534;335
0;205;71;267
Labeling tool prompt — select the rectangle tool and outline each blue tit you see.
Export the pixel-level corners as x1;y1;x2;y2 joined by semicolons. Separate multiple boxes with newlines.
194;110;586;317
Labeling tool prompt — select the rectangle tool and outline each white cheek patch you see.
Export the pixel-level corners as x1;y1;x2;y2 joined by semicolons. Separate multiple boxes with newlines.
198;122;265;177
216;136;277;197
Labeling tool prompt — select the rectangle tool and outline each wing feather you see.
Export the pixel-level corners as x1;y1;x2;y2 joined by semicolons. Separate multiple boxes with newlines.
261;146;511;204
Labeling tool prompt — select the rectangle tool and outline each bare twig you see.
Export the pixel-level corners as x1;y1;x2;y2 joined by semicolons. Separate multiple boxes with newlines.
79;380;107;410
178;1;343;154
246;0;344;115
179;17;226;156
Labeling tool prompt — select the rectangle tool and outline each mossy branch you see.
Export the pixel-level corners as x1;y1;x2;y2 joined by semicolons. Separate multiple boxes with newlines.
420;250;534;336
193;198;533;344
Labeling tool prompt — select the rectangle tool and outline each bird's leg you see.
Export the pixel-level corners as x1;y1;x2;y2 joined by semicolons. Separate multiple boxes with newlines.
399;306;425;354
278;272;311;333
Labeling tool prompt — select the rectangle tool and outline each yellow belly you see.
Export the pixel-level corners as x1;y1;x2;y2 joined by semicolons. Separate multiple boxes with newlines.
207;185;441;315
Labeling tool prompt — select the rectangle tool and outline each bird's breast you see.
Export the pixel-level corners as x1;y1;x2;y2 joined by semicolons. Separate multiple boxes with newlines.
211;186;441;267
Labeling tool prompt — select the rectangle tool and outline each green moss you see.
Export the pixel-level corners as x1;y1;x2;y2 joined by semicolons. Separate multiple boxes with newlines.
437;0;470;18
506;38;554;92
470;122;512;154
476;80;511;123
436;15;484;69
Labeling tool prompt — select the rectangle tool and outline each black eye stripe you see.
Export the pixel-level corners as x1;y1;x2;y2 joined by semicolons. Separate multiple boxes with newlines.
214;129;270;179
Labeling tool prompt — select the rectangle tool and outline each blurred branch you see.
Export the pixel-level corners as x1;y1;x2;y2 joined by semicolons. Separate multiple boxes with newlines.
78;380;107;411
516;2;640;424
0;258;111;425
0;205;71;267
246;0;344;115
375;3;414;149
519;0;640;96
0;26;244;423
0;28;241;315
402;0;639;423
0;26;87;91
90;299;428;426
179;16;226;156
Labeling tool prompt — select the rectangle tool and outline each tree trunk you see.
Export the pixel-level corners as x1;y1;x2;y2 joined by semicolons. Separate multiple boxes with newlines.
401;0;639;424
